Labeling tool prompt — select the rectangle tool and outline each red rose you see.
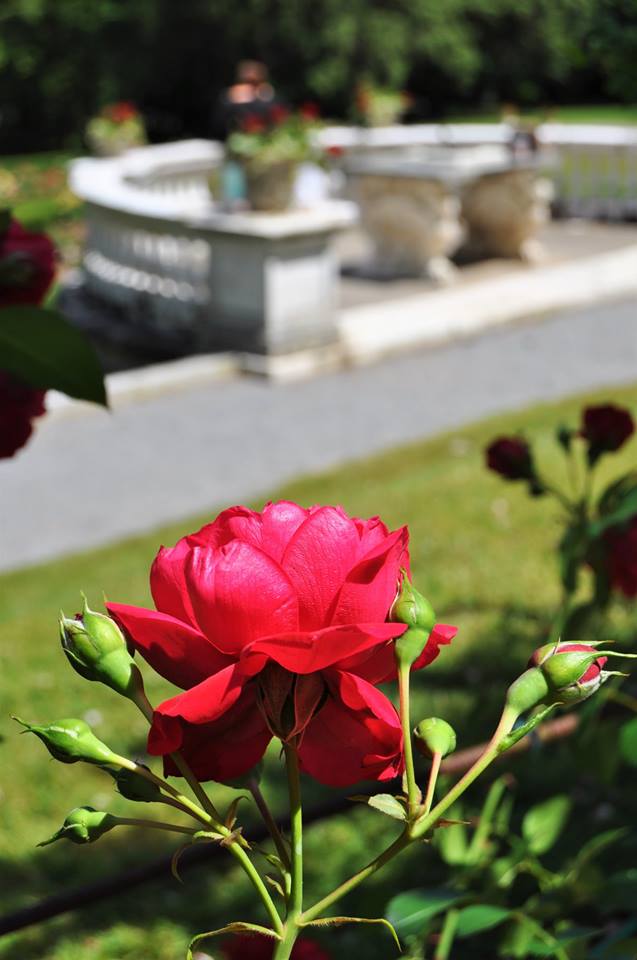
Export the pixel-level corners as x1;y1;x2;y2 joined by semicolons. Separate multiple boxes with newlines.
241;114;267;134
299;101;320;121
0;370;46;458
603;517;637;597
485;437;534;481
581;404;634;464
269;104;289;126
0;217;56;307
326;145;344;158
108;502;456;786
104;101;138;123
223;934;331;959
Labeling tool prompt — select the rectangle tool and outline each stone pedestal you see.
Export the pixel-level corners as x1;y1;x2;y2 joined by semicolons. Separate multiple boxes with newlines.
187;202;357;358
461;168;553;261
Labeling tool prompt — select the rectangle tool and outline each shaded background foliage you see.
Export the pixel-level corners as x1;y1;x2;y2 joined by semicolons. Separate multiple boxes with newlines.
0;0;635;153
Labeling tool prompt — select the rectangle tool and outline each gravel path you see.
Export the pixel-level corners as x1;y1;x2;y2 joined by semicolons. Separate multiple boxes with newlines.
1;298;636;572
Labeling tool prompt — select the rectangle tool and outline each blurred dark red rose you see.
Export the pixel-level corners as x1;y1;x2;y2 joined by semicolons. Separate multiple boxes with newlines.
485;437;534;480
103;101;139;123
241;114;267;134
299;101;320;121
0;217;56;306
326;145;344;158
603;517;637;597
269;104;290;126
0;371;46;458
223;935;331;959
581;404;634;464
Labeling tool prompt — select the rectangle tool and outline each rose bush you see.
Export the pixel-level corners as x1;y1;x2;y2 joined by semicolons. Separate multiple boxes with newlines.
108;502;456;786
0;216;56;306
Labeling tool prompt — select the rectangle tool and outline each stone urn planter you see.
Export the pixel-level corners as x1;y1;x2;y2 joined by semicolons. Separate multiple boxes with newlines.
243;160;297;212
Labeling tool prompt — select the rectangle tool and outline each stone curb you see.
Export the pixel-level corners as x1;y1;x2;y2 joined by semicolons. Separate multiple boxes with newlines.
47;239;637;419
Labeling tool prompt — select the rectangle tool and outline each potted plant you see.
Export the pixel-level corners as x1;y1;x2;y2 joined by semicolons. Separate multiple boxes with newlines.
86;102;146;157
226;103;322;212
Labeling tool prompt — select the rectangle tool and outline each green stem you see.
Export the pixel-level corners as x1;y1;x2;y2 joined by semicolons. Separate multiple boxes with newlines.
115;756;210;825
249;776;291;871
273;742;304;960
422;751;442;816
398;664;420;814
285;742;303;916
228;841;284;937
434;907;460;960
466;774;508;864
300;705;518;924
116;816;195;835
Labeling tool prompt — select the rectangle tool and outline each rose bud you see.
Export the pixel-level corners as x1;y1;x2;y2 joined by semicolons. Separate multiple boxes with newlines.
414;717;456;758
556;425;574;452
106;764;163;802
0;216;56;306
391;574;436;632
528;641;636;703
39;806;117;846
581;403;634;464
485;437;535;481
60;597;145;701
14;716;119;766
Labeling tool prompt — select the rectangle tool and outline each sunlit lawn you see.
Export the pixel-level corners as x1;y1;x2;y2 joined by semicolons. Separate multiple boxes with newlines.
1;384;636;959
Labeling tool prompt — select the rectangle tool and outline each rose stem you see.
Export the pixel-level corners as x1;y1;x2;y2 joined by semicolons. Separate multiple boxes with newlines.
114;755;211;825
248;775;291;871
397;663;420;814
115;817;196;835
300;704;519;924
421;751;442;816
273;742;304;960
133;691;282;929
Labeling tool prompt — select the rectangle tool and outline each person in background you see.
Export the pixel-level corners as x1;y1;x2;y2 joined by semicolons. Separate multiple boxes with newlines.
212;60;281;141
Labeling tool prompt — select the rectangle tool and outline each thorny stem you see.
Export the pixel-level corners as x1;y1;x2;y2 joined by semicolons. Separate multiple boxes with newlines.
398;663;420;814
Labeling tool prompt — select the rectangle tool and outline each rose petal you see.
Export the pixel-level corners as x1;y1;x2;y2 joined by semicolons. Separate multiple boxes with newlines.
413;623;457;671
281;506;361;629
106;602;232;688
242;622;406;675
150;539;197;625
187;541;299;654
151;685;271;783
151;663;245;727
299;670;403;786
329;526;409;625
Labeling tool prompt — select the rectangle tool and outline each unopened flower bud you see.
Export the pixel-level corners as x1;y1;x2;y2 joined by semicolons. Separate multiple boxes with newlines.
14;716;119;766
391;575;436;633
60;597;145;701
414;717;456;758
39;806;117;846
107;765;162;802
530;641;610;703
394;627;429;669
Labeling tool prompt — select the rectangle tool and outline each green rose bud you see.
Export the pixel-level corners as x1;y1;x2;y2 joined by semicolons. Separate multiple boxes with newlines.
14;716;119;766
39;806;117;846
414;717;457;758
60;597;145;701
391;574;436;632
394;627;429;669
527;641;630;704
107;765;163;803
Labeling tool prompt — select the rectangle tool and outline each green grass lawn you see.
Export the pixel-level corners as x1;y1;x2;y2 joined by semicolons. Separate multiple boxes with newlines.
449;104;637;125
1;385;637;960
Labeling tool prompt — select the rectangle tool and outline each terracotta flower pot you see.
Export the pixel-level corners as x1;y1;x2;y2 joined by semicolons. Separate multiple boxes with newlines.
243;160;296;212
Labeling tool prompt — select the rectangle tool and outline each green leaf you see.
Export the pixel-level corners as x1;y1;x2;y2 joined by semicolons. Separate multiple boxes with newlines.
589;486;637;538
301;915;400;950
619;717;637;767
367;793;407;820
435;804;469;864
0;305;107;405
455;904;511;938
385;888;463;939
569;827;628;875
522;795;571;854
187;922;279;960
